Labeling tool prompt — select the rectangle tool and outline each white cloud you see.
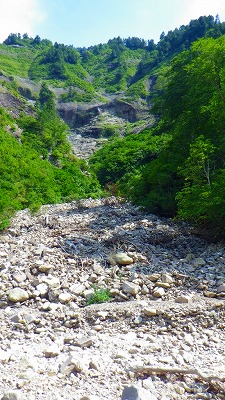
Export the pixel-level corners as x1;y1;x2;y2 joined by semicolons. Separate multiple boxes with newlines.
0;0;45;43
179;0;225;26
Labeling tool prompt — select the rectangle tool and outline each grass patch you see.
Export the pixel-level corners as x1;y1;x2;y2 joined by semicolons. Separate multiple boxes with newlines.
86;286;111;305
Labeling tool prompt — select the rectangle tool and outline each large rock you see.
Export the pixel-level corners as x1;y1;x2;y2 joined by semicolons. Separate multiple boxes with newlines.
1;391;21;400
153;287;165;298
122;281;139;296
115;252;133;265
43;344;60;358
8;288;29;303
175;295;190;303
121;385;157;400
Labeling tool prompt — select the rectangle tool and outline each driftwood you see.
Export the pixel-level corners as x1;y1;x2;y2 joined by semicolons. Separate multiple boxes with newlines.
133;365;225;383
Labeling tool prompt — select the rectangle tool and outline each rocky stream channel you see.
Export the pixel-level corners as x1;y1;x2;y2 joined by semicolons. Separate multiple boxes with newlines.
0;197;225;400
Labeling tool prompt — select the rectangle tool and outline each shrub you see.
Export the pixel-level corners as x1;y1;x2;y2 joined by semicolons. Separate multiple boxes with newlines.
86;286;111;305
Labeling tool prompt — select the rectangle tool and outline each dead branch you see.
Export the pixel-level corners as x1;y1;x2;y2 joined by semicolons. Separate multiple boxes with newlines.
133;365;225;383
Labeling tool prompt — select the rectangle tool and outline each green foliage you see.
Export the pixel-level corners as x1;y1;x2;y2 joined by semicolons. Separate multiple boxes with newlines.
2;22;225;238
124;78;149;100
83;42;145;93
19;83;71;162
90;129;171;187
86;286;111;305
89;33;225;237
0;83;103;228
0;44;38;77
133;35;225;234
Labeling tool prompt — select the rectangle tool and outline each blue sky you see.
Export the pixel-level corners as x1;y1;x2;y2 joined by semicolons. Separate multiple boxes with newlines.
0;0;225;47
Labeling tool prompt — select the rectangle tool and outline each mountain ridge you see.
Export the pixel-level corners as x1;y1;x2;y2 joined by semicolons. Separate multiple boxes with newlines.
1;15;225;237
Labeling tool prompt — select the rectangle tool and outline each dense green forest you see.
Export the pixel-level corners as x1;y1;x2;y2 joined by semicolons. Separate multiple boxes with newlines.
0;84;102;230
1;15;225;237
90;32;225;238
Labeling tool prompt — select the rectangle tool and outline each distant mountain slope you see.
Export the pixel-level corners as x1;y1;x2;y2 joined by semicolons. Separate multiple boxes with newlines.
1;15;225;236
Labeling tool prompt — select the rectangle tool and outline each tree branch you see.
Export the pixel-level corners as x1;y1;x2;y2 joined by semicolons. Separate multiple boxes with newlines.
133;365;225;383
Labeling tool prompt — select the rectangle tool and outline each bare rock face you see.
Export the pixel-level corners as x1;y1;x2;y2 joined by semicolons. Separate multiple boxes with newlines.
57;97;154;159
57;99;138;130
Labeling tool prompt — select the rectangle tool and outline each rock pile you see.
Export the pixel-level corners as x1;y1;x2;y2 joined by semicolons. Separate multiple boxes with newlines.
0;197;225;399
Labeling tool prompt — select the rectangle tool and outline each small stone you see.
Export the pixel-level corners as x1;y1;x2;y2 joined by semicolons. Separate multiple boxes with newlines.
71;359;86;373
141;284;149;294
36;283;48;297
115;252;133;265
137;253;147;262
148;273;160;282
204;290;217;298
44;344;60;358
12;272;27;283
153;287;165;298
161;273;174;284
40;301;51;311
92;262;104;275
175;295;190;303
58;292;72;303
83;289;94;299
89;358;101;371
17;356;38;371
1;391;21;400
0;349;10;363
121;385;157;400
155;282;170;289
8;288;29;303
74;336;93;348
133;315;142;324
193;257;206;267
184;253;194;262
92;325;103;332
23;313;37;324
217;284;225;293
122;281;139;296
69;283;86;295
42;275;60;288
59;355;74;375
142;307;157;316
10;312;23;323
37;264;53;273
114;350;128;359
96;311;108;319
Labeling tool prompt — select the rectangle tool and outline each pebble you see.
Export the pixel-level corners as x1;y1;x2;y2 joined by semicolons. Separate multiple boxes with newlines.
8;288;29;303
217;284;225;293
12;272;27;283
43;344;60;358
142;307;157;316
1;391;21;400
115;252;134;265
161;273;174;284
58;292;72;303
122;281;139;295
35;283;48;297
121;385;158;400
153;287;165;298
74;337;94;348
175;295;190;303
37;263;53;273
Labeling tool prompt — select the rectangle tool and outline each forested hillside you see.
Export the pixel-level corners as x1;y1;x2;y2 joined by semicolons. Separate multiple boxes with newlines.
1;15;225;237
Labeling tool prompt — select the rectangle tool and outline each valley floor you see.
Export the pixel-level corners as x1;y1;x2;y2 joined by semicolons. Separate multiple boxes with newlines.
0;197;224;399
